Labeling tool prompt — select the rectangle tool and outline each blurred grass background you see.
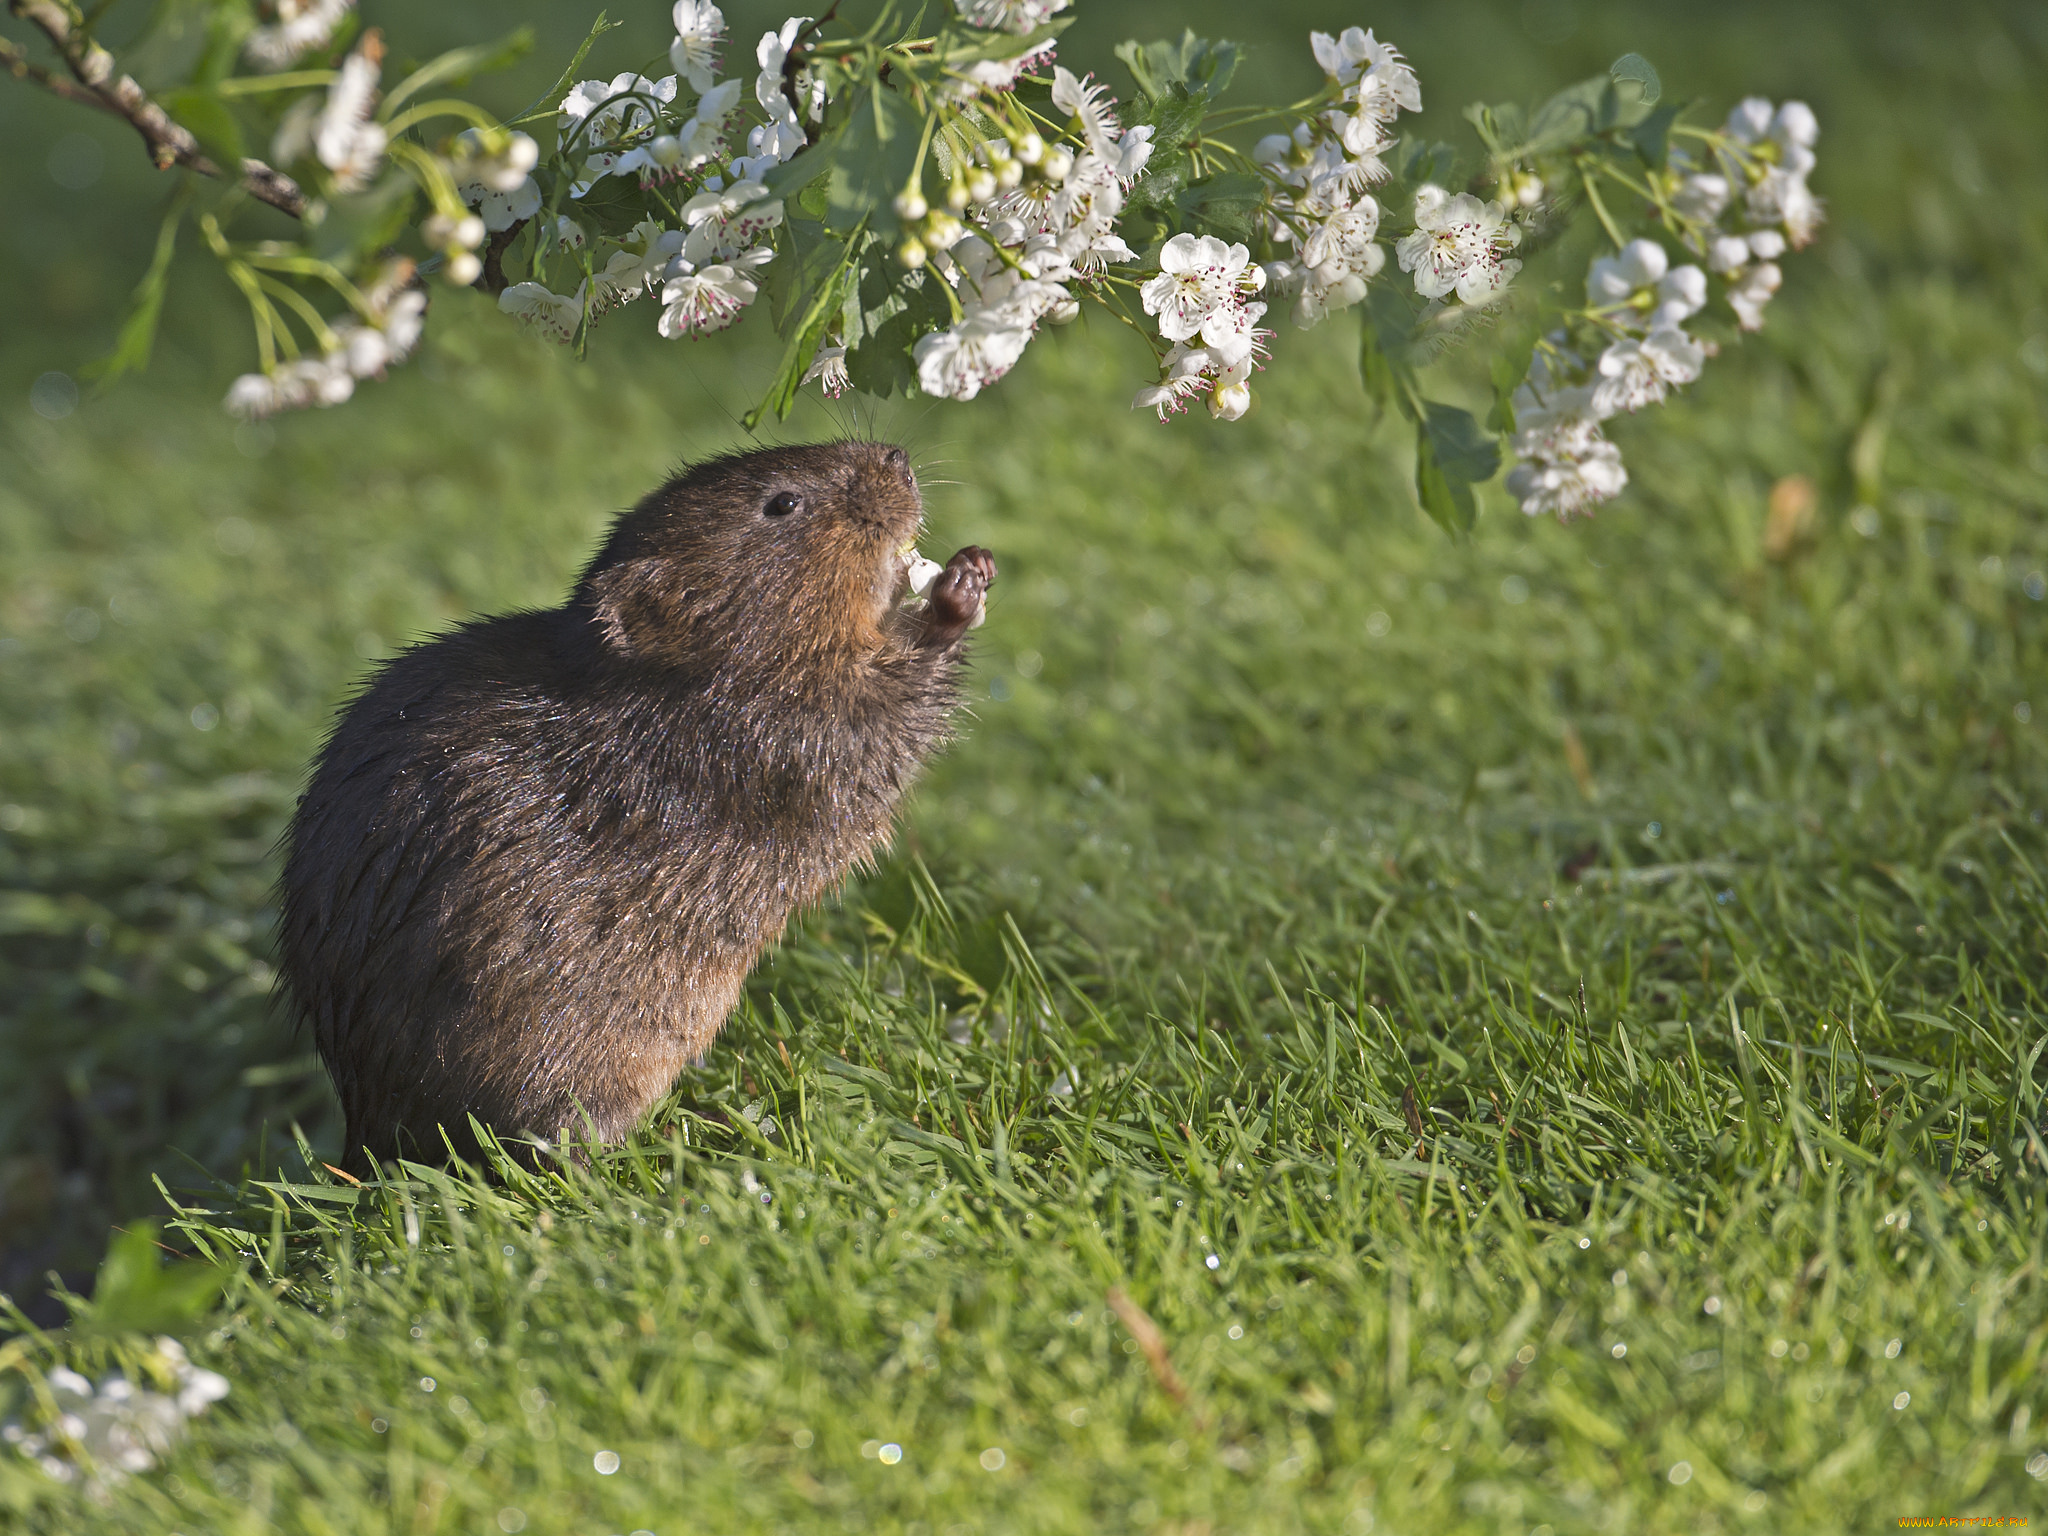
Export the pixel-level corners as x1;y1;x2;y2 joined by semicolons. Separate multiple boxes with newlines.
3;0;2048;1528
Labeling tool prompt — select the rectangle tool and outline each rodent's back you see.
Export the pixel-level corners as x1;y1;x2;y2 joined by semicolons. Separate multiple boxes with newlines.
280;440;992;1168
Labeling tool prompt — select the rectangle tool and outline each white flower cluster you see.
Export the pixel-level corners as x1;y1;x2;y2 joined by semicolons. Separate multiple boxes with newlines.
1667;97;1821;334
1133;235;1267;421
1506;97;1822;521
243;0;353;73
910;66;1150;401
224;263;426;419
502;6;798;347
1253;29;1418;329
1502;238;1706;520
2;1339;229;1491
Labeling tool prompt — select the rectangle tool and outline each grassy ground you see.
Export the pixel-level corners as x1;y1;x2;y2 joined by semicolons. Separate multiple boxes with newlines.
4;0;2048;1530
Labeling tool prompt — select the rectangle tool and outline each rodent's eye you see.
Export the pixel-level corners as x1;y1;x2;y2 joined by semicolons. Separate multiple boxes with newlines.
763;491;803;518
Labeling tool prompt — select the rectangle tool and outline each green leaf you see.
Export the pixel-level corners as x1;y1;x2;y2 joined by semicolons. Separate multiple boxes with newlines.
1392;137;1460;190
1461;101;1527;162
70;1221;232;1336
85;193;188;387
160;85;246;170
1113;30;1241;100
848;270;952;398
1518;74;1656;159
1414;403;1500;537
1487;324;1540;434
1629;100;1681;170
1174;172;1263;244
747;233;864;427
380;28;535;123
1608;52;1662;108
823;83;924;240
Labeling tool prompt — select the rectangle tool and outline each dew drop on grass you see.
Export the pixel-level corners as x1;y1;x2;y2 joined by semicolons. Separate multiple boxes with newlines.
1610;1343;1627;1359
1206;1254;1220;1270
879;1443;903;1465
593;1450;620;1474
1893;1392;1910;1410
980;1447;1006;1470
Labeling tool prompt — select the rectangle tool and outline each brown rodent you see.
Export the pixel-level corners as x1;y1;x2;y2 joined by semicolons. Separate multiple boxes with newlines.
278;441;994;1171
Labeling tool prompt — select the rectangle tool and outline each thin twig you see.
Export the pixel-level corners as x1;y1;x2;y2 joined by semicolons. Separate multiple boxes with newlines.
480;216;529;294
8;0;308;218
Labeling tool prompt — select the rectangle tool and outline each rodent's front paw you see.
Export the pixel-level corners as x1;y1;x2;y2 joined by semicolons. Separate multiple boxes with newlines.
926;546;996;641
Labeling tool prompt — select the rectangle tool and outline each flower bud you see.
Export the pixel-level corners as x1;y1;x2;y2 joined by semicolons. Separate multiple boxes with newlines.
965;167;997;204
649;134;684;168
1039;146;1073;183
922;212;965;251
1045;293;1080;325
896;236;928;270
445;251;483;286
1209;381;1251;421
996;159;1024;191
946;179;971;212
893;187;929;222
454;214;486;250
1014;131;1045;165
422;213;457;249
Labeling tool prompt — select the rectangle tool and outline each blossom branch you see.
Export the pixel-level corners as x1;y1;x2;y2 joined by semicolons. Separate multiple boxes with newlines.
6;0;308;219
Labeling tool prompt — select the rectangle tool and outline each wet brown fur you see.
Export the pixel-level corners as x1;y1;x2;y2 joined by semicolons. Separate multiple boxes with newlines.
278;442;991;1171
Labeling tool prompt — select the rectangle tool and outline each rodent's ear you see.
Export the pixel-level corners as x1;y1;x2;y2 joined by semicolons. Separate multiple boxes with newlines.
586;558;667;659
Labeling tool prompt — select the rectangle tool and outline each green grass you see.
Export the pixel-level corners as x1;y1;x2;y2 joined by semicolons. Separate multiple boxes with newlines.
5;0;2048;1530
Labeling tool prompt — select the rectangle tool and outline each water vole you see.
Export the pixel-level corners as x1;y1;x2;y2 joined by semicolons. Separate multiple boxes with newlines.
279;441;994;1170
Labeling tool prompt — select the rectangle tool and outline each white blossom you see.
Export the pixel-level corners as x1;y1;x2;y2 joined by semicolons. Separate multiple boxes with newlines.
679;180;784;264
1309;27;1420;114
1208;353;1254;420
802;343;850;397
1727;261;1782;330
955;0;1070;32
588;220;687;309
914;313;1033;400
1650;264;1707;327
749;17;819;166
244;0;353;72
1592;325;1705;414
1294;192;1383;326
453;129;539;193
312;43;386;190
656;257;766;338
1672;171;1731;223
1506;440;1627;521
939;40;1056;103
669;0;726;93
1505;379;1627;521
1586;238;1668;304
1722;96;1824;247
1131;344;1214;419
558;73;680;195
499;281;584;343
1051;67;1121;158
461;175;541;233
1395;185;1521;303
1140;233;1250;343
